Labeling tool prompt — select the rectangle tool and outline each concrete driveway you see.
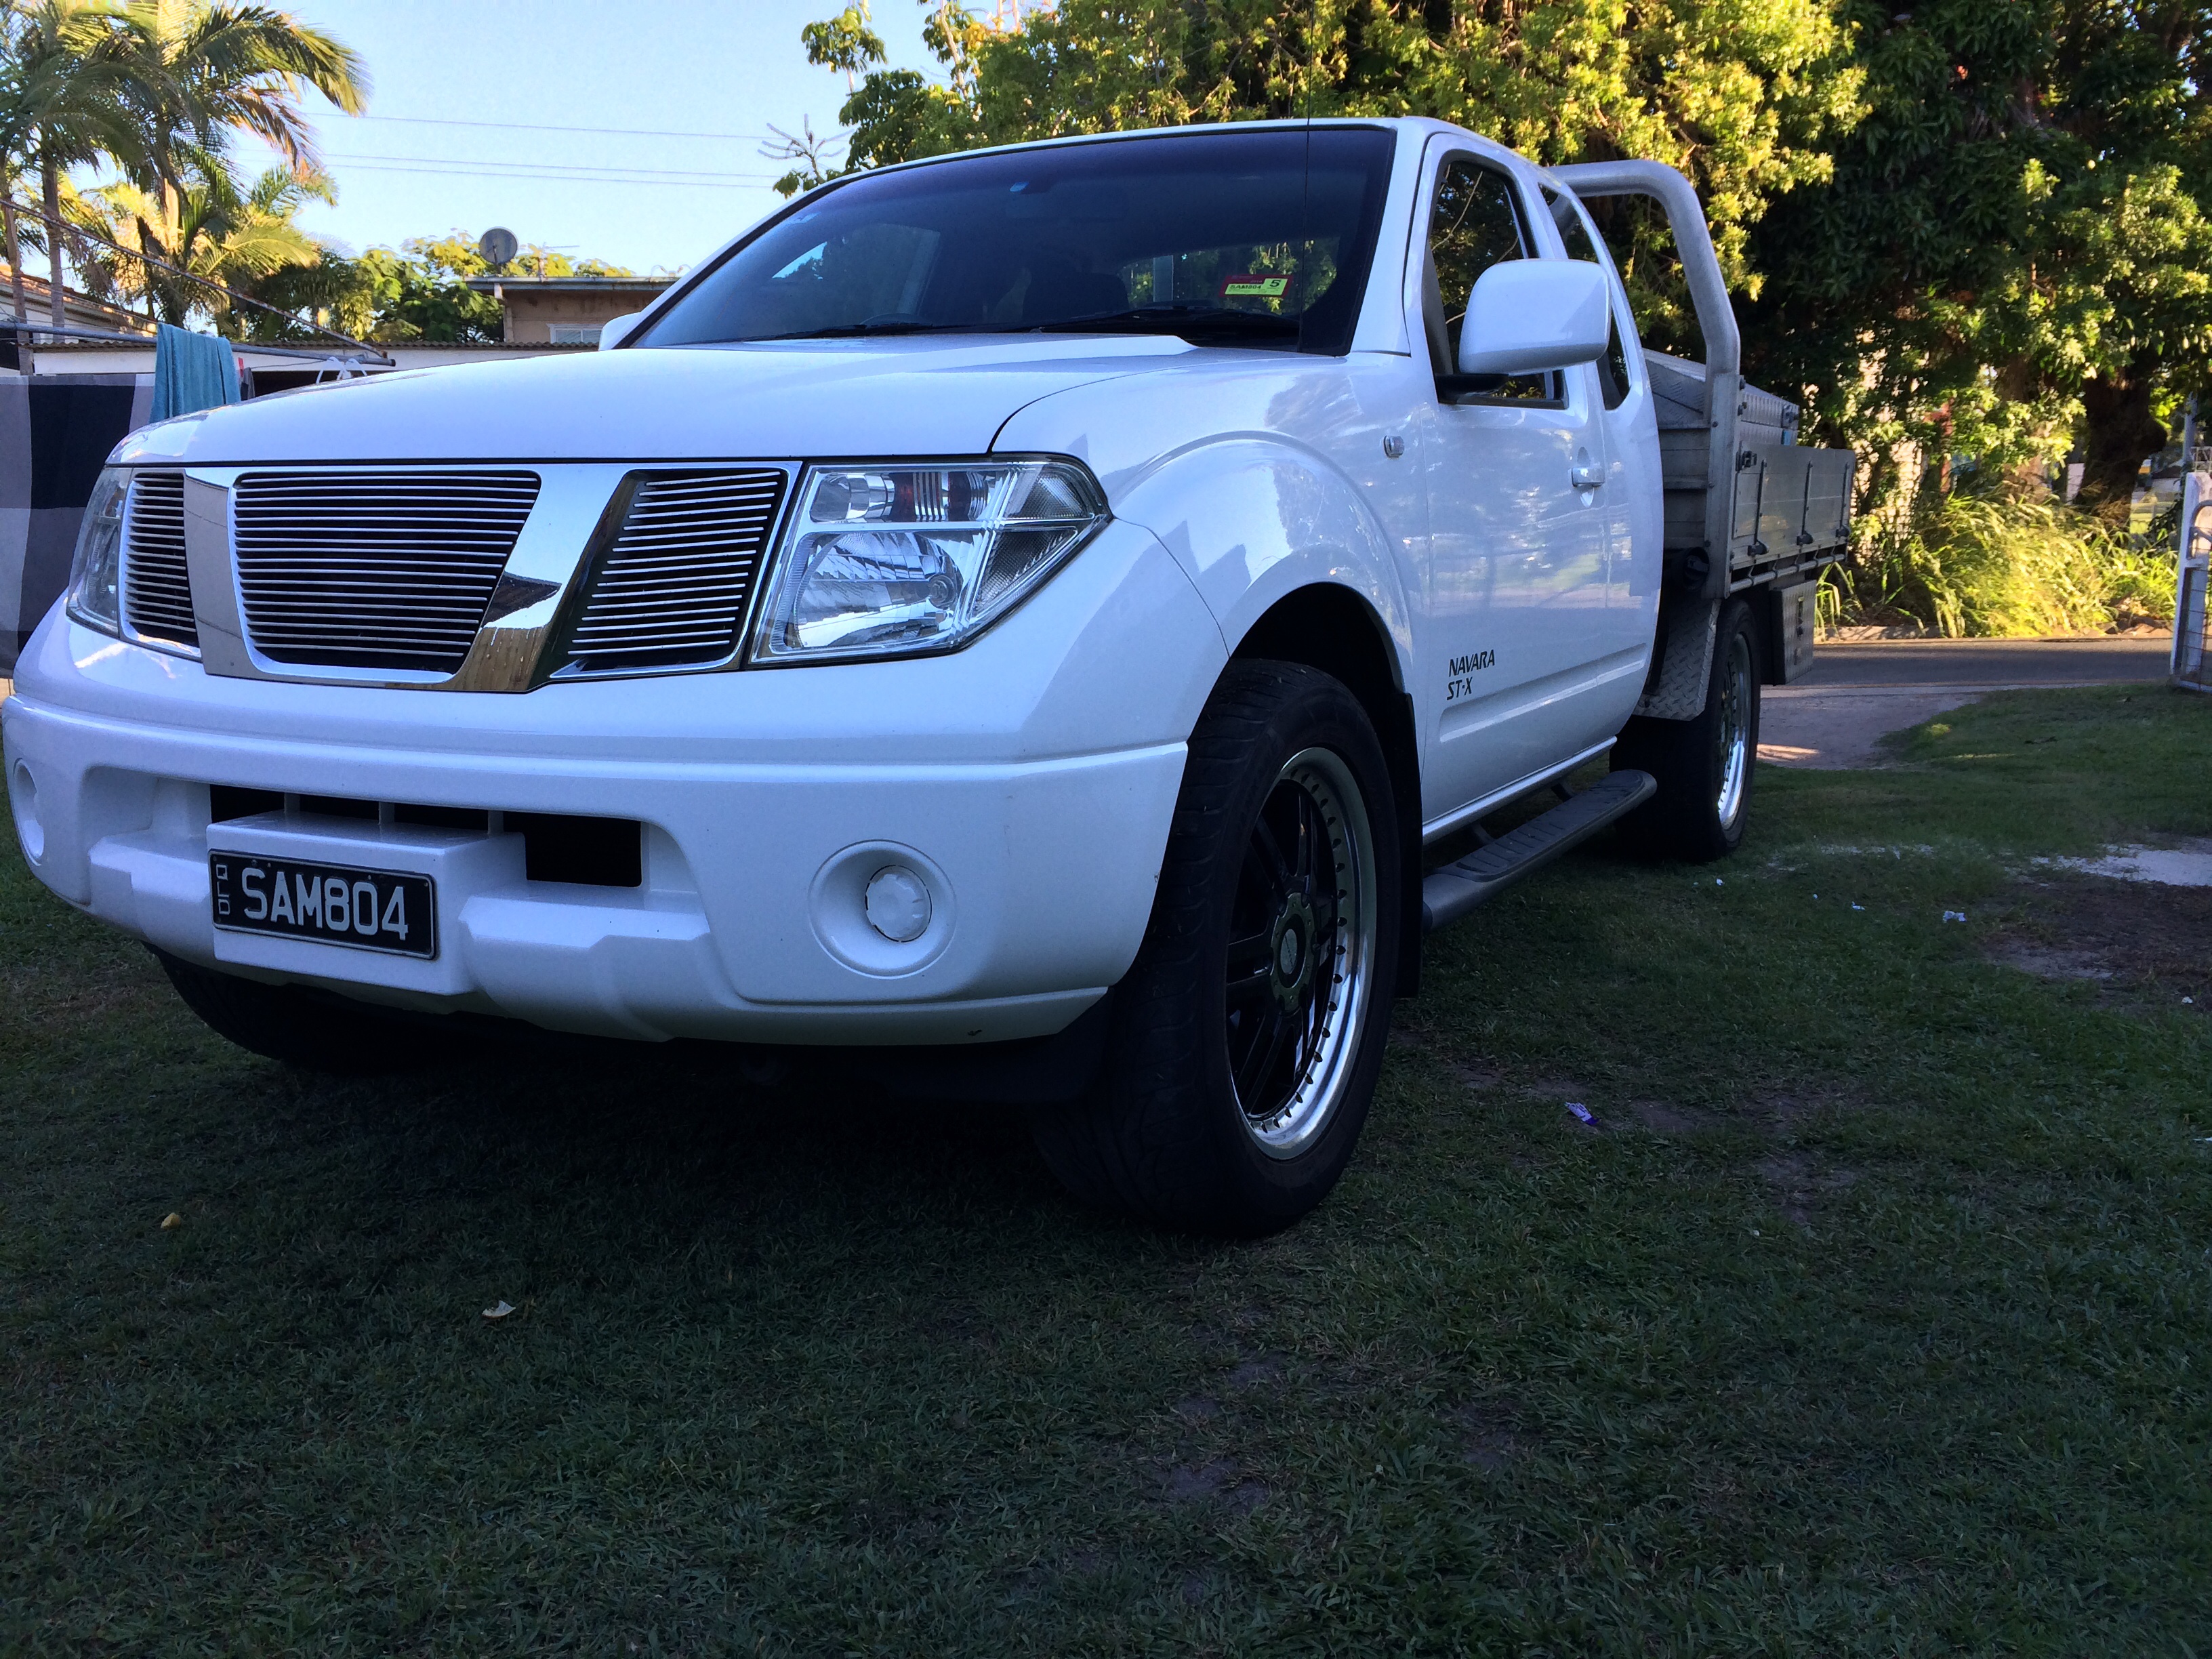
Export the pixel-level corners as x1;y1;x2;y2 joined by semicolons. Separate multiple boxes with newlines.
1759;638;2173;768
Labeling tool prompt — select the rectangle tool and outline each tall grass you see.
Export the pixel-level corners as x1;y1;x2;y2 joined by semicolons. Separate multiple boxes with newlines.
1823;492;2176;637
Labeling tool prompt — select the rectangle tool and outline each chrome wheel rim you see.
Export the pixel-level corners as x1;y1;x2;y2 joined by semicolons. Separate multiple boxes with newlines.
1222;747;1378;1160
1715;631;1753;830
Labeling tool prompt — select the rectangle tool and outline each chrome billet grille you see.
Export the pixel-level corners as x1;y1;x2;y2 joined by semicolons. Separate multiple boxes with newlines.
564;469;787;673
123;470;195;649
232;470;541;673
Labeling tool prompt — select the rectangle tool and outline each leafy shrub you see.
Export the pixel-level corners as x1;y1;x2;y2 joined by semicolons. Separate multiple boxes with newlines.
1824;493;2176;637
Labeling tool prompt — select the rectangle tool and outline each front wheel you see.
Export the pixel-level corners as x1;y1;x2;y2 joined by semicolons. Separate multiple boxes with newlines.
1031;661;1401;1236
1613;596;1760;862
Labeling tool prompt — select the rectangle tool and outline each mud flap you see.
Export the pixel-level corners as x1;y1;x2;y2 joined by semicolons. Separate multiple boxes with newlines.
1636;597;1718;721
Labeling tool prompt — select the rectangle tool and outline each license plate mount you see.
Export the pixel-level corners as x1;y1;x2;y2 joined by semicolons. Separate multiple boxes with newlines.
209;853;438;960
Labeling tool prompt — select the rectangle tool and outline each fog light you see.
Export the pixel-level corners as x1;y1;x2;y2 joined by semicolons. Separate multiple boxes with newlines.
863;865;931;943
9;759;42;863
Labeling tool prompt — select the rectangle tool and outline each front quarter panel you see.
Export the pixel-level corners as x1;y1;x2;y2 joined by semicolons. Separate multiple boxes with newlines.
1114;440;1414;667
996;359;1426;684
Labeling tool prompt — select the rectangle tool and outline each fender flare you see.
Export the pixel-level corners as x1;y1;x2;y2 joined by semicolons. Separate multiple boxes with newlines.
1104;434;1417;686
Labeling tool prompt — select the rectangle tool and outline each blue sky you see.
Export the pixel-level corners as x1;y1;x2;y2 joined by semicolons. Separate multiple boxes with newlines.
234;0;940;275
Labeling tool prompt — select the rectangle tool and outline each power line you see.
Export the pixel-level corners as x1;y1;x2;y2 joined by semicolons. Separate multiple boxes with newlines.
345;113;775;142
335;161;774;190
325;150;776;183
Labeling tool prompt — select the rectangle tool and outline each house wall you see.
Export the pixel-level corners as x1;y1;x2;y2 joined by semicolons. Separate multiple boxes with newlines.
503;291;661;345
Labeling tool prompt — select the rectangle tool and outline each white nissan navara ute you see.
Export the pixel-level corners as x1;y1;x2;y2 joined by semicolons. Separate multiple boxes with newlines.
4;119;1851;1235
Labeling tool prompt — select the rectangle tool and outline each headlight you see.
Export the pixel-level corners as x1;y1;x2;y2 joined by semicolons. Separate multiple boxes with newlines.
66;468;128;636
750;458;1107;664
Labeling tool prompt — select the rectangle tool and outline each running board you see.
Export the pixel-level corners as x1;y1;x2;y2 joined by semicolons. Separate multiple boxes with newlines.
1421;770;1657;933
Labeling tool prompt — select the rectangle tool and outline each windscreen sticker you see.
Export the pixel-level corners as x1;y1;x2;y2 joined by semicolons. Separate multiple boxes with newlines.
1218;273;1290;300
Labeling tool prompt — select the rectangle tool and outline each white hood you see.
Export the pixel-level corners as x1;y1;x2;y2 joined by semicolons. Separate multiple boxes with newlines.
122;334;1202;467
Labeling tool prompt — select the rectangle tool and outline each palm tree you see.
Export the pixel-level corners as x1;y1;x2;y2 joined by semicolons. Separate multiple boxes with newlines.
130;1;367;223
0;0;152;327
2;152;28;325
79;160;325;325
1;0;367;333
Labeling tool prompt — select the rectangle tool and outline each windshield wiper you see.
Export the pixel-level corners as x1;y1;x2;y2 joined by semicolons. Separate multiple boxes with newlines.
1035;304;1302;342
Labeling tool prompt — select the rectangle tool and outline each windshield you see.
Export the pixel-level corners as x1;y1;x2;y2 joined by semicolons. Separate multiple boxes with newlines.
636;127;1397;355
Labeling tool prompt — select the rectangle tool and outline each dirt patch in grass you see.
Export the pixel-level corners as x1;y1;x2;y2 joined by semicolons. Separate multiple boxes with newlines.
1448;1059;1504;1091
1986;875;2212;1008
1613;1090;1869;1137
1224;1354;1286;1390
1759;1153;1860;1231
1750;1088;1881;1132
1160;1456;1269;1513
1620;1098;1719;1135
1452;1399;1528;1471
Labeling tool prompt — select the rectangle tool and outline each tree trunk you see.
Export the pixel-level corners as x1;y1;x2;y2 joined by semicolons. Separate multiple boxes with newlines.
2076;358;2169;527
2;199;25;323
42;157;65;329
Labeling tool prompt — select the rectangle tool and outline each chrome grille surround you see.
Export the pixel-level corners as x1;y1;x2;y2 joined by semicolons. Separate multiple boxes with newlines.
121;469;196;652
230;469;541;674
559;468;790;675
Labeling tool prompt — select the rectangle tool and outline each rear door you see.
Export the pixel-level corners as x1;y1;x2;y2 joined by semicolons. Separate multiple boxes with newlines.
1415;146;1614;822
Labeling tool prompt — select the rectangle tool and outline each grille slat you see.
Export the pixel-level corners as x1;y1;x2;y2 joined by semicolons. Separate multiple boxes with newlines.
232;470;539;672
563;469;787;674
121;471;197;649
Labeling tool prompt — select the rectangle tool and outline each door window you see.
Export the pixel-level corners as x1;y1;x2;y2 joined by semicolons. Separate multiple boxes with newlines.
1423;158;1555;405
1542;186;1635;411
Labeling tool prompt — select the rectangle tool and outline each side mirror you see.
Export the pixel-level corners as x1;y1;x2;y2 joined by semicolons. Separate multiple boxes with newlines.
599;310;644;350
1458;260;1610;377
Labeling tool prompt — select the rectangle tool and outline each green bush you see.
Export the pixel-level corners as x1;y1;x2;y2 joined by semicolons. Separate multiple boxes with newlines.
1824;493;2176;637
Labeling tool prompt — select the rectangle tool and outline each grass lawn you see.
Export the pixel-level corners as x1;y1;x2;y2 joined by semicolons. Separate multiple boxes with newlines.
4;685;2210;1655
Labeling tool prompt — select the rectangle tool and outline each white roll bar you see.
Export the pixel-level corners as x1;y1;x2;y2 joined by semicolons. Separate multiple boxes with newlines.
1549;159;1740;380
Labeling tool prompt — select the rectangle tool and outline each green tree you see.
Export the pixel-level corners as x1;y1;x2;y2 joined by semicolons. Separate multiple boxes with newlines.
244;233;640;345
806;1;1862;331
124;0;367;251
0;0;367;334
0;0;152;327
136;0;366;169
1745;1;2212;523
77;160;327;325
801;2;887;90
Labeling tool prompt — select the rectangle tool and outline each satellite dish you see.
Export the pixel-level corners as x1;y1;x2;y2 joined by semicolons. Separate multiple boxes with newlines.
477;227;519;270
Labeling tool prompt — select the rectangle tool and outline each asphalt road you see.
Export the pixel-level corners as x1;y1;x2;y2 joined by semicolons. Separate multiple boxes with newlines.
1795;636;2173;689
1764;636;2175;768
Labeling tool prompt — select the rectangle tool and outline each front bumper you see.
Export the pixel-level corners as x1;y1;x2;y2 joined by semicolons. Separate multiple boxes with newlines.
3;523;1224;1044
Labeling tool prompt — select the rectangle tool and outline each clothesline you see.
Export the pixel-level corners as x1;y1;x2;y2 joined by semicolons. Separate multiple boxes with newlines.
2;319;392;367
3;193;394;363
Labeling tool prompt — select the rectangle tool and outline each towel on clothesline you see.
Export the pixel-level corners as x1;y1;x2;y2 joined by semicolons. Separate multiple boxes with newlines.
150;323;241;422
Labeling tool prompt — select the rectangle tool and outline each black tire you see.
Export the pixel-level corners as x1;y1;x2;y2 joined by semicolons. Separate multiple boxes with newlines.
150;946;456;1073
1612;596;1761;863
1031;661;1402;1237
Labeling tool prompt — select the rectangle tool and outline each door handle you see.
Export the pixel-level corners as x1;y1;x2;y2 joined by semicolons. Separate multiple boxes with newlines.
1571;448;1604;490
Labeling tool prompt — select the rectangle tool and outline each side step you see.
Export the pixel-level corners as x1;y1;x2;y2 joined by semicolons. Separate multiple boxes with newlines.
1421;770;1657;933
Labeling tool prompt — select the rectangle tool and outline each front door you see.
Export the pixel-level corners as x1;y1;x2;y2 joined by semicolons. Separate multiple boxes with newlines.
1416;148;1614;825
1544;182;1664;684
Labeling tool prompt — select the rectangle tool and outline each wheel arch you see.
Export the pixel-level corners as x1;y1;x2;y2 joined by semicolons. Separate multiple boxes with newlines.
1228;583;1425;996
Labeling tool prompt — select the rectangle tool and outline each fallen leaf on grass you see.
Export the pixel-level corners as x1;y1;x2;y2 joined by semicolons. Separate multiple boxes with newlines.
159;1213;181;1231
482;1301;516;1322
